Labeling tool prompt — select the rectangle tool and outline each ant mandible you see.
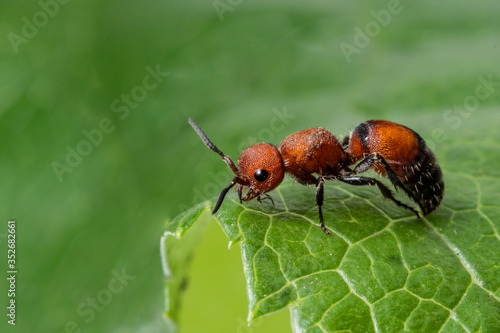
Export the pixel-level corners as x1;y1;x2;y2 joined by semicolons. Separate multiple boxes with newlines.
189;118;444;235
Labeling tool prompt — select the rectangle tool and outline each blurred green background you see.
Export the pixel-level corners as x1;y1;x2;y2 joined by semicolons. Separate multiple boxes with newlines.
1;0;499;332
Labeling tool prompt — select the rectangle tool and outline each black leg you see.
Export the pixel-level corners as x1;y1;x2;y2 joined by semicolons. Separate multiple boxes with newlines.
237;185;243;203
334;175;421;219
357;154;405;190
351;153;380;174
315;177;330;235
353;153;422;208
257;193;275;206
341;136;350;150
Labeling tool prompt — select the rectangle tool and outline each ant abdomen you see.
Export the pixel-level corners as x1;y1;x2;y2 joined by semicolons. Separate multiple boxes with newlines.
347;120;444;216
400;147;444;215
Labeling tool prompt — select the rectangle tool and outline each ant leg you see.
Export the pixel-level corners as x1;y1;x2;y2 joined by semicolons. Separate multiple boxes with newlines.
341;136;350;150
336;175;421;219
237;185;243;203
256;194;275;206
315;177;330;235
351;153;380;174
376;157;424;209
352;153;404;189
265;194;275;205
353;153;423;208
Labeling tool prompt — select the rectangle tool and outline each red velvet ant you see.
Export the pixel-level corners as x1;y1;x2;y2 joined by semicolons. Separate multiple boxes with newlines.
189;118;443;235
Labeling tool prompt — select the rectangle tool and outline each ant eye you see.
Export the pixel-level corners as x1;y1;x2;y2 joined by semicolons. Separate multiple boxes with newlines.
254;169;269;182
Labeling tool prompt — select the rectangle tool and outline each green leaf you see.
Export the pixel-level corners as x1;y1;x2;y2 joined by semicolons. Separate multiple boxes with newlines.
163;112;500;332
161;202;212;330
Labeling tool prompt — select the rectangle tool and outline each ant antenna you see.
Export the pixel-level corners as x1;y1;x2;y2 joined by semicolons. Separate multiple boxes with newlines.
188;118;239;175
189;118;225;158
211;177;239;214
189;118;251;214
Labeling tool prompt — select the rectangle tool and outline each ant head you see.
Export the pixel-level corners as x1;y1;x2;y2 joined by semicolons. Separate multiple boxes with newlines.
237;142;285;202
189;118;284;214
